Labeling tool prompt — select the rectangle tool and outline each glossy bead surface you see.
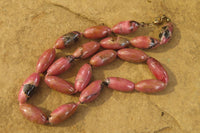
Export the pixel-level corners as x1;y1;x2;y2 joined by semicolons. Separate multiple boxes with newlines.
45;76;75;94
79;80;103;103
73;41;100;59
75;64;92;92
117;48;148;63
83;26;111;39
18;73;40;104
105;77;135;92
47;56;74;76
135;79;166;93
112;20;139;35
23;73;40;86
54;31;81;49
49;103;78;125
36;48;56;73
130;36;160;49
147;57;169;84
159;22;173;45
90;50;117;67
100;36;130;49
20;103;48;124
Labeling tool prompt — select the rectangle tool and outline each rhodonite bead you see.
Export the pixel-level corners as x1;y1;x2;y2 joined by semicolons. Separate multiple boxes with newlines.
75;63;92;92
45;76;75;94
112;20;139;35
147;57;169;84
54;31;81;49
79;80;103;103
90;50;117;67
159;22;173;45
47;56;74;76
83;26;111;39
18;73;40;104
36;48;56;73
117;48;149;63
49;103;78;125
130;36;160;49
73;41;100;59
135;79;166;93
100;36;130;50
104;77;135;92
20;103;48;124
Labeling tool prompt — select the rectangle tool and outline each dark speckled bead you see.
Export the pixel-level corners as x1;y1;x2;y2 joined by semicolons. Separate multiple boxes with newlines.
130;36;160;49
54;31;81;49
159;22;173;45
112;20;139;35
100;36;130;50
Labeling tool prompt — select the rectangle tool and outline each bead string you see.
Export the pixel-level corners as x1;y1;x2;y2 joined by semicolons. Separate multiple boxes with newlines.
18;15;173;125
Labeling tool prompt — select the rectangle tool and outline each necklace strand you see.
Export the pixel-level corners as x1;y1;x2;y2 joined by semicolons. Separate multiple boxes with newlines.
18;15;173;125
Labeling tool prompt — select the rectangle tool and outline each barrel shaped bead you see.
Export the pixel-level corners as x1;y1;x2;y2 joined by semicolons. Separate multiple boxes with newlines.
135;79;166;93
112;20;139;35
54;31;81;49
23;73;40;86
90;50;117;67
79;80;103;103
105;77;135;92
83;26;111;39
73;41;100;59
117;48;149;63
47;56;74;76
45;76;75;94
130;36;160;49
100;37;130;49
19;103;48;124
75;64;92;92
147;57;169;84
49;103;78;125
36;48;56;73
18;73;40;104
81;41;101;58
159;22;173;45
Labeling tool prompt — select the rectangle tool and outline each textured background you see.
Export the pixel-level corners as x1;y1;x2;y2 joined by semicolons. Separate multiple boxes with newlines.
0;0;200;133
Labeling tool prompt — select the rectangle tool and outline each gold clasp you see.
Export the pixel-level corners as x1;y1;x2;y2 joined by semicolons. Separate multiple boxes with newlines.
140;15;171;27
153;15;171;25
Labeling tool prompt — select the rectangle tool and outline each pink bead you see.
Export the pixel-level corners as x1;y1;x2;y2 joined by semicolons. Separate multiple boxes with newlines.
73;41;100;59
100;36;130;50
47;56;74;76
45;76;75;94
18;73;40;104
105;77;135;92
54;31;81;49
20;103;48;124
117;48;149;63
36;48;56;73
90;50;117;67
159;22;173;45
75;64;92;92
112;20;139;35
130;36;160;49
147;57;169;84
23;73;40;86
83;26;111;39
135;79;166;93
18;86;27;104
79;80;103;103
49;103;78;125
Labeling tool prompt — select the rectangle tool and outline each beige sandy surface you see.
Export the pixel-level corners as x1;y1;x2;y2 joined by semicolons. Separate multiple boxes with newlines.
0;0;200;133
